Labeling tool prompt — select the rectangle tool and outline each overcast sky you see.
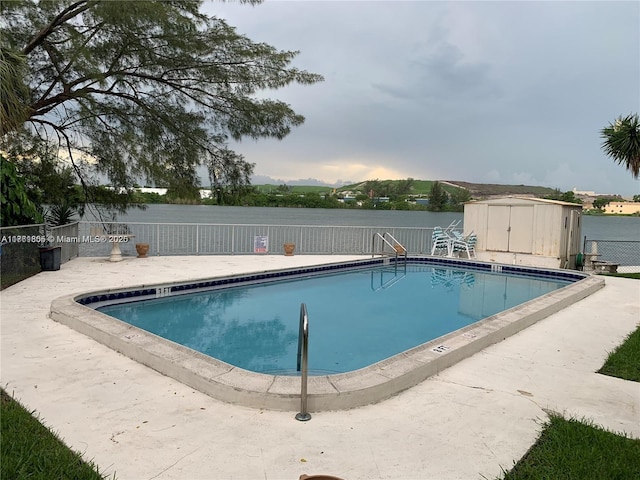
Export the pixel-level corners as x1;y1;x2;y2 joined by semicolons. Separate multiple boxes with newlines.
203;1;639;196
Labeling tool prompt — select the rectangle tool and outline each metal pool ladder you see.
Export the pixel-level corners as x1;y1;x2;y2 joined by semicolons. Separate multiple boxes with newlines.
295;303;311;421
371;232;407;262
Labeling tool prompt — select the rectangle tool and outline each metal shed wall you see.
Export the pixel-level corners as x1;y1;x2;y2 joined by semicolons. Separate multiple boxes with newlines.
463;197;582;268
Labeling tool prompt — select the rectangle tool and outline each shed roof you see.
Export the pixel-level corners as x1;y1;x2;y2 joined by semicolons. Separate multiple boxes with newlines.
465;196;582;208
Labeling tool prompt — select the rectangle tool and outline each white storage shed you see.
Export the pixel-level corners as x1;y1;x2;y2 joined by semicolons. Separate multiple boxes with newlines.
463;197;583;269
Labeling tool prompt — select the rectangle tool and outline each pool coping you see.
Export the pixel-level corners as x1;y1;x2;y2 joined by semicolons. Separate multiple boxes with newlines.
49;257;604;412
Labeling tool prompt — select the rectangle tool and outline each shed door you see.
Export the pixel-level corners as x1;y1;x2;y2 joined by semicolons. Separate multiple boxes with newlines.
509;206;534;253
485;205;534;253
486;206;510;251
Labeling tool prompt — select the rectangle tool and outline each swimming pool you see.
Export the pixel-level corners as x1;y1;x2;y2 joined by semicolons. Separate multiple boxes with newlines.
96;263;573;375
50;257;603;411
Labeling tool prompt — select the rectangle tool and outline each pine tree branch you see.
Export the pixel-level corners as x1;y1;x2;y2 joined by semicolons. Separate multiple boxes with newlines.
23;1;93;55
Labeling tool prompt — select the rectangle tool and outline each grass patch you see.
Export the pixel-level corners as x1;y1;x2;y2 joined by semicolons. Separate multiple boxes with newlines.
1;388;111;480
597;326;640;382
501;414;640;480
595;273;639;381
597;272;640;279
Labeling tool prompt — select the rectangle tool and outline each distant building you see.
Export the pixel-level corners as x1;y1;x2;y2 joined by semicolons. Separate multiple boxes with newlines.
572;187;597;196
137;187;167;195
604;202;640;215
135;187;213;199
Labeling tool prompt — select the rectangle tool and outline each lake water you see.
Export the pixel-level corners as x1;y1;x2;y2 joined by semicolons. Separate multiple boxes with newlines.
103;204;639;241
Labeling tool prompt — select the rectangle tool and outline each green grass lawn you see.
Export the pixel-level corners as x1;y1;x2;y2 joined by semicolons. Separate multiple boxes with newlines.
597;273;639;382
597;272;640;280
500;414;640;480
597;326;640;381
501;273;640;479
1;388;111;480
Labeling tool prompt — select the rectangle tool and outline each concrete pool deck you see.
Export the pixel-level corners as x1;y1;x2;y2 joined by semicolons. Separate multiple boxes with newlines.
1;255;639;480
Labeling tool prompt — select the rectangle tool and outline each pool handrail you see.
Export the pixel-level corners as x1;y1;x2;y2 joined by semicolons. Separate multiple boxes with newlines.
371;232;407;261
295;303;311;421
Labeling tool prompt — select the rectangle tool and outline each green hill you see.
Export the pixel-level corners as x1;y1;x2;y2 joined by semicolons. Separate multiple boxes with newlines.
252;180;560;199
253;184;333;194
446;181;558;197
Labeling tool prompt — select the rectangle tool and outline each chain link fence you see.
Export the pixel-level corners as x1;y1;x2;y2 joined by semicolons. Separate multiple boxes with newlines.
0;224;44;288
584;239;640;273
49;222;80;262
0;222;80;289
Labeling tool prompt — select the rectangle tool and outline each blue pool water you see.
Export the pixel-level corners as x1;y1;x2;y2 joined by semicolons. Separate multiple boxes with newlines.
95;262;573;375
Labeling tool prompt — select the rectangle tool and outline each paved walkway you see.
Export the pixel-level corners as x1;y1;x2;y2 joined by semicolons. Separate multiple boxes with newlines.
1;256;639;480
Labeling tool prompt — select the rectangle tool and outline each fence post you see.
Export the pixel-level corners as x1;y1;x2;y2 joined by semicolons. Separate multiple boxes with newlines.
231;226;235;255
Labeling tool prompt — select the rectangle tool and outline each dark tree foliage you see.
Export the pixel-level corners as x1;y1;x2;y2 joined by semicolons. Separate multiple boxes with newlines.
0;155;42;227
394;178;414;196
427;181;449;211
14;142;83;209
545;189;583;204
361;179;382;199
0;47;30;134
601;113;640;179
449;187;471;207
207;148;253;204
1;0;323;212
